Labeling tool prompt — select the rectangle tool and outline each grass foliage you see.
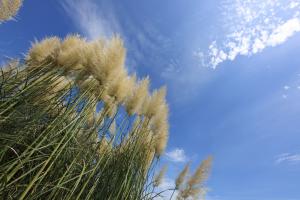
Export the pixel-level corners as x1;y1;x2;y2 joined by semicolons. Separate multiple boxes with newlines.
0;62;159;199
0;35;211;200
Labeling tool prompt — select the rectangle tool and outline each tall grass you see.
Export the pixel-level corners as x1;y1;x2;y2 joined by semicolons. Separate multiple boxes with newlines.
0;35;211;200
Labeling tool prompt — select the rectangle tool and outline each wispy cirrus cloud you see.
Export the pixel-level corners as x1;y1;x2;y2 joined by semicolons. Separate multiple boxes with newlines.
165;148;188;163
61;0;173;73
61;0;120;39
275;153;300;164
194;0;300;69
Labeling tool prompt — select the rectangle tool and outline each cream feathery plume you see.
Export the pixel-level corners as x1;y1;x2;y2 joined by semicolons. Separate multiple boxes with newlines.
86;36;126;86
56;35;87;72
187;156;212;188
153;122;169;156
175;163;190;189
153;165;168;187
147;94;169;156
189;188;203;199
84;39;106;82
103;36;126;80
0;0;22;22
26;37;61;66
150;100;169;133
107;69;136;104
126;76;150;115
177;157;212;200
144;86;167;118
117;73;136;103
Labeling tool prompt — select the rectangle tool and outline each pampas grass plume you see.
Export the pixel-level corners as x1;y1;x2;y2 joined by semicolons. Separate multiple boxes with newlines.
175;163;190;189
27;37;61;66
0;0;22;22
153;123;169;156
56;35;86;71
126;76;150;115
188;156;212;187
153;165;168;187
144;86;167;118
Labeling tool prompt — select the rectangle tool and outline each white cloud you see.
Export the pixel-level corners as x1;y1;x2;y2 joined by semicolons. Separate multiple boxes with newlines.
275;153;300;164
267;18;300;47
61;0;120;39
165;148;188;163
195;0;300;69
284;85;290;90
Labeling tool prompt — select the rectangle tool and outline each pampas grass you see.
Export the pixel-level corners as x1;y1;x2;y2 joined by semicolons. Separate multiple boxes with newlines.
0;35;171;200
0;34;211;200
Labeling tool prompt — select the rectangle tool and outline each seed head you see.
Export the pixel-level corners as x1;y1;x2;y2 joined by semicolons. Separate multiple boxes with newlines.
153;165;168;187
107;70;136;104
188;156;212;187
153;122;169;156
57;35;87;72
144;86;167;118
0;0;22;22
27;37;61;66
175;163;190;189
87;36;126;86
126;76;150;115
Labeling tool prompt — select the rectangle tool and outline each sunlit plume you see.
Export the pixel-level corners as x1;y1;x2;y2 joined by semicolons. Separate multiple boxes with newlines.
27;37;61;66
87;36;126;86
153;122;169;156
107;70;136;104
188;156;212;187
144;86;167;118
56;35;87;72
153;165;168;187
175;163;190;189
126;77;150;115
178;156;212;199
146;87;169;155
0;0;22;22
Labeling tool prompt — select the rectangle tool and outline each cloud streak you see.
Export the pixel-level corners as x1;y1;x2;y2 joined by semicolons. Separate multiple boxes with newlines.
61;0;120;39
275;153;300;164
195;0;300;68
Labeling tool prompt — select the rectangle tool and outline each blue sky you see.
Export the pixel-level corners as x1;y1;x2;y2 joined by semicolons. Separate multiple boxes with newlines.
1;0;300;199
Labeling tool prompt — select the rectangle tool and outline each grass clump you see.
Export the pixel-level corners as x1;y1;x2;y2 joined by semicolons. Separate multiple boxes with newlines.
0;35;211;200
